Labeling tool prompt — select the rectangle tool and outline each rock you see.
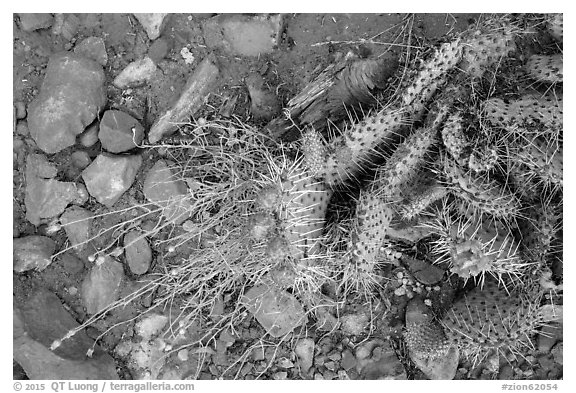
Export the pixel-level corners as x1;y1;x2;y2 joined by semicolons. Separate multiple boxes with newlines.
148;55;219;143
360;341;407;380
273;371;288;380
25;154;86;225
14;297;118;379
74;36;108;66
251;347;265;361
245;73;280;122
51;13;80;41
28;52;106;154
58;252;85;275
79;122;100;147
404;257;445;285
82;153;142;207
202;14;282;57
294;338;315;374
124;230;152;275
71;151;92;169
340;311;369;335
341;349;357;371
16;120;29;136
98;110;144;153
81;255;124;314
551;343;563;365
60;206;93;253
148;38;170;64
133;13;169;40
135;314;168;340
242;284;307;338
18;13;53;31
143;159;192;224
113;57;157;89
14;101;27;120
13;235;56;272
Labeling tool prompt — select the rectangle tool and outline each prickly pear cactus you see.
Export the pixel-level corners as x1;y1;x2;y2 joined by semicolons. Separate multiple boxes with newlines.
546;13;563;42
526;54;563;83
483;95;563;129
442;279;545;363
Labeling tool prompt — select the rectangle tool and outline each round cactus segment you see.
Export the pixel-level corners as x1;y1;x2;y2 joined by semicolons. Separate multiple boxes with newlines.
483;96;563;128
546;13;563;42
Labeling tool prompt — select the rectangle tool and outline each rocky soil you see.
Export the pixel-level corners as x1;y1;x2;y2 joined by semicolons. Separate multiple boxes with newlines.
12;13;562;381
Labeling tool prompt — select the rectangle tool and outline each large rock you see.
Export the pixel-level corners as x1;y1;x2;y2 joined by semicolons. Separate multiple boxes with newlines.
148;55;219;143
143;160;192;224
60;206;93;253
133;13;169;40
202;14;282;57
18;13;53;31
113;57;157;89
13;235;56;272
74;36;108;66
81;256;124;314
242;284;307;337
14;290;118;379
28;52;106;154
25;154;86;225
124;230;152;275
82;153;142;207
98;110;144;153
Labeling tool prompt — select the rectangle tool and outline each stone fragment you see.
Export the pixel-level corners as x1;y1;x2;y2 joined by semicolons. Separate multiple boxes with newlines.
25;154;86;225
202;14;282;56
28;52;106;154
404;257;445;285
78;122;100;147
148;38;170;64
14;294;118;380
242;284;306;337
113;57;157;89
294;338;315;374
82;153;142;207
18;13;53;31
13;235;56;272
14;101;27;119
74;36;108;66
98;110;144;153
148;55;219;143
81;256;124;314
142;159;192;224
360;341;407;380
60;206;93;253
124;230;152;275
133;13;169;40
71;151;92;169
340;311;369;335
551;343;563;365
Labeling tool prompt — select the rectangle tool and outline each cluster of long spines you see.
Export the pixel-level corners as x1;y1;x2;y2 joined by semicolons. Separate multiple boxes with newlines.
483;95;563;129
526;54;563;84
459;25;517;79
442;157;521;219
510;136;563;189
349;191;393;271
467;144;499;174
546;13;563;42
426;199;525;285
372;126;438;200
442;279;545;364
